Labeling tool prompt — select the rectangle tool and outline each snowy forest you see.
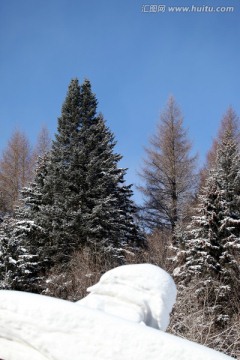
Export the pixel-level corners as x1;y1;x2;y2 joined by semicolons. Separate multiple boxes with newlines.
0;78;239;358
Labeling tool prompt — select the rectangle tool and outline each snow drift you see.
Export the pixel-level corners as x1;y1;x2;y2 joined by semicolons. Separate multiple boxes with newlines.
0;264;234;360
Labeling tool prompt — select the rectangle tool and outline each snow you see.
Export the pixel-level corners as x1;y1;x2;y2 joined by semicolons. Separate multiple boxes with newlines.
78;263;177;330
0;338;48;360
0;264;234;360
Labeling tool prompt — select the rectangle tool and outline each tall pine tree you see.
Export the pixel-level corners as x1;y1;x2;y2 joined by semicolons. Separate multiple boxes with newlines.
17;78;144;272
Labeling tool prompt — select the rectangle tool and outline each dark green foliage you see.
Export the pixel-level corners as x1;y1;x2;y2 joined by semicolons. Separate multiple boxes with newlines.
15;78;144;275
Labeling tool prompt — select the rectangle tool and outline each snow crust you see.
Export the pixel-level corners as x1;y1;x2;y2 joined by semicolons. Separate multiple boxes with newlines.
78;263;177;330
0;264;234;360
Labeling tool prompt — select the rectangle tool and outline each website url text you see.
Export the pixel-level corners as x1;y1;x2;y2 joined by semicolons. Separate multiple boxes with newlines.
141;4;235;13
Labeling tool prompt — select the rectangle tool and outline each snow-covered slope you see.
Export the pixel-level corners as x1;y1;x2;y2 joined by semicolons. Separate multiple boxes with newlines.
0;264;234;360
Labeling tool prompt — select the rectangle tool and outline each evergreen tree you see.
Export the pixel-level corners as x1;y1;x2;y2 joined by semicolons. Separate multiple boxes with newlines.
18;154;53;267
174;126;240;324
198;107;239;191
78;111;142;253
18;78;144;270
0;216;42;292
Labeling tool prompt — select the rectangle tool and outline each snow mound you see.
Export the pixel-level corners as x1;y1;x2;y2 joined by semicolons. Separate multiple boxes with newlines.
0;264;234;360
78;263;177;330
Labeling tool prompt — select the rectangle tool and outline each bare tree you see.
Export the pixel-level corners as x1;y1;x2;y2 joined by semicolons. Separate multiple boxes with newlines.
0;130;33;212
34;125;52;159
139;96;197;237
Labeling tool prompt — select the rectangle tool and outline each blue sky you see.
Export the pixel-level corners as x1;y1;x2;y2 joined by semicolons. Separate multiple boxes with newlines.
0;0;239;203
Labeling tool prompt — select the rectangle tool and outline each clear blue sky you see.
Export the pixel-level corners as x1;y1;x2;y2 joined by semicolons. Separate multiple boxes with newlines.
0;0;239;203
